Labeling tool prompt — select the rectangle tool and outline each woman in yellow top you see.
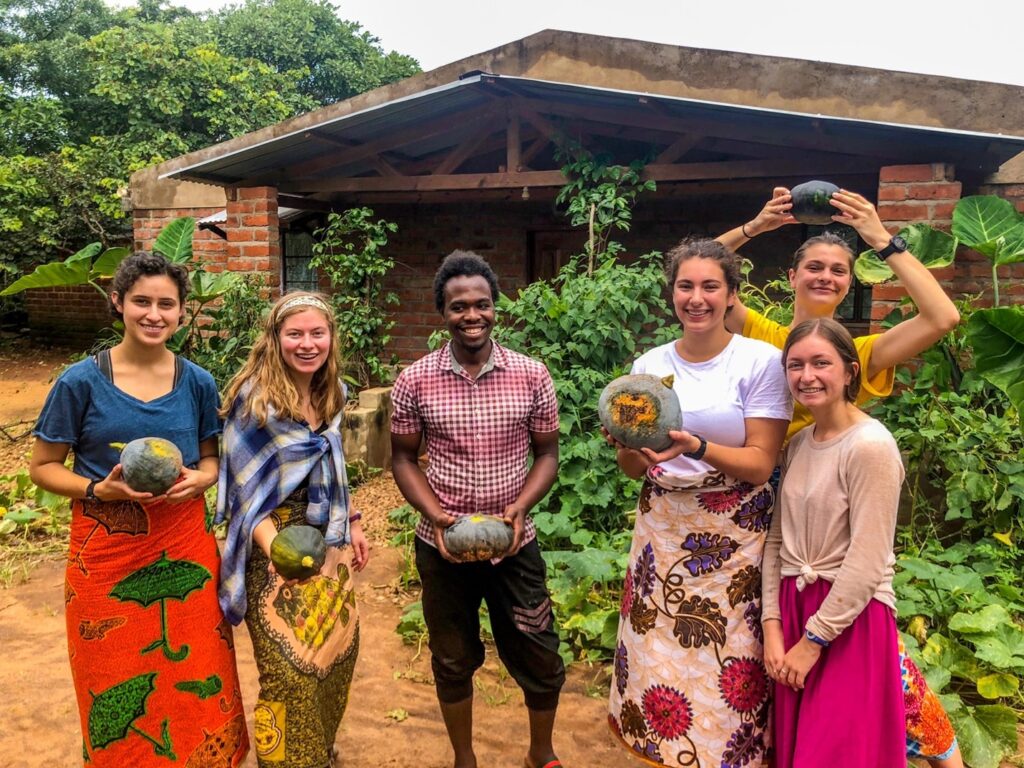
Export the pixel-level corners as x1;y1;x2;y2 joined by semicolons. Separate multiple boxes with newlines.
718;187;960;441
717;187;963;766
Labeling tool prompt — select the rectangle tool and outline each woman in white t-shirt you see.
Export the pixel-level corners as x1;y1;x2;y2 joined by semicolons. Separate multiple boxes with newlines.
607;238;791;768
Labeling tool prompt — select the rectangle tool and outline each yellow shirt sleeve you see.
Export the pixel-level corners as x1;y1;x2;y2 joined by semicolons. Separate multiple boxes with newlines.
853;334;896;404
742;308;790;350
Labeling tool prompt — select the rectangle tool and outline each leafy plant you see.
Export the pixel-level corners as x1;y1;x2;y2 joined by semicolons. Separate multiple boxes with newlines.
554;141;655;274
953;196;1024;307
854;222;957;285
310;207;399;389
895;541;1023;768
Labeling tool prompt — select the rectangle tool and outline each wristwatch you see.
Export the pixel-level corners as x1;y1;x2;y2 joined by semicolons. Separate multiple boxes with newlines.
683;434;708;461
877;235;907;261
84;479;98;501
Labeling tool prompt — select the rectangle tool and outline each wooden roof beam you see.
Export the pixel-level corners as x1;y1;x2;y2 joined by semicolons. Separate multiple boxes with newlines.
433;118;501;175
288;156;877;194
282;106;504;180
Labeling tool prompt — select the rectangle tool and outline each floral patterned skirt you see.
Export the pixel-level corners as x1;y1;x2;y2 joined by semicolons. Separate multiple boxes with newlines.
608;470;774;768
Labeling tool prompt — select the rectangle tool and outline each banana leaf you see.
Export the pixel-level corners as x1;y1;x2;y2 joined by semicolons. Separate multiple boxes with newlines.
154;217;195;264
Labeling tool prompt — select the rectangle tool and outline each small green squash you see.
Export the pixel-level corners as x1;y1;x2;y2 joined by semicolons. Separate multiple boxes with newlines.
270;525;327;580
119;437;184;495
443;515;514;562
598;373;682;452
790;180;840;225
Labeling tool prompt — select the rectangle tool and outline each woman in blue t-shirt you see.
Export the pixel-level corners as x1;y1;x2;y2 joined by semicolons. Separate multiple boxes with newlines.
29;252;249;768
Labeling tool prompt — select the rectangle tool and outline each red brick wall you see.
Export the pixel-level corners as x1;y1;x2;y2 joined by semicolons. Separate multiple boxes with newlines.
871;164;963;329
225;187;280;290
23;206;226;343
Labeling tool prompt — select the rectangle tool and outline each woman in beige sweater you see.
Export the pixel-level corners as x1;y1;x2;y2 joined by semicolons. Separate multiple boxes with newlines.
762;317;905;767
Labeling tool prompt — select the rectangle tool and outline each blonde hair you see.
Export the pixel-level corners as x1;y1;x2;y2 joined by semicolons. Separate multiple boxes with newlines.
222;291;345;427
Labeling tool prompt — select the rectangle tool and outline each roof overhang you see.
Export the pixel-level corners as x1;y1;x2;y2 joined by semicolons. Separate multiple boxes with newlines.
160;73;1024;201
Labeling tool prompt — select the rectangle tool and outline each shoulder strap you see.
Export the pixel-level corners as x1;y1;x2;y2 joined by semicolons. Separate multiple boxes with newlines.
173;355;184;388
93;349;114;383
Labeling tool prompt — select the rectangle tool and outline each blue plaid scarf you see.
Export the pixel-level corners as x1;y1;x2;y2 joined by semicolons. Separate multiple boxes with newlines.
215;387;350;625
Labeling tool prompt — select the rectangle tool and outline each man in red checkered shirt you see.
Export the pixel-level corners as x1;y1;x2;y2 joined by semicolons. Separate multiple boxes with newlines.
391;251;565;768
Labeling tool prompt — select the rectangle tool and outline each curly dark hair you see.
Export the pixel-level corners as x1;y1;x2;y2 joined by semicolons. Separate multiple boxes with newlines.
663;238;742;293
432;250;499;313
109;251;189;321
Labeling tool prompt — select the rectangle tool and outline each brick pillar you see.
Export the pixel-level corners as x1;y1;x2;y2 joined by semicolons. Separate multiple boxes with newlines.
870;164;962;331
226;186;280;295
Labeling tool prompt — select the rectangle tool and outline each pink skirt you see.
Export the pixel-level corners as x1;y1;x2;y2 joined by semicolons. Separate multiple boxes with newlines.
772;577;905;768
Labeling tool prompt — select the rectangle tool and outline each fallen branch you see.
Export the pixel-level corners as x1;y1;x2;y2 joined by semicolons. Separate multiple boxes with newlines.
0;419;35;442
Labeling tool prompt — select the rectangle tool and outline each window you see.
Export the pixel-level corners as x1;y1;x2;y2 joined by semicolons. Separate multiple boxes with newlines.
282;231;318;292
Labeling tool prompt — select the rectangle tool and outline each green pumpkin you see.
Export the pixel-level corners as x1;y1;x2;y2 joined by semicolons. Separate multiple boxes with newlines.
118;437;184;495
598;373;682;452
790;180;840;225
443;515;514;562
270;525;327;580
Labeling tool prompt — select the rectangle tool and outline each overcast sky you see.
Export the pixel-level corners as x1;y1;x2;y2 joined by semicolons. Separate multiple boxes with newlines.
165;0;1024;87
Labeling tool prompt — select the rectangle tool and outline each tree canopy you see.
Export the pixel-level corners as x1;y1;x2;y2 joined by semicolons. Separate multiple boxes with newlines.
0;0;419;278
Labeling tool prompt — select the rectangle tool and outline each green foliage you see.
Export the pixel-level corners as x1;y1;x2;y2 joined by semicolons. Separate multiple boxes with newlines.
895;542;1023;768
554;141;655;273
0;0;419;294
310;207;399;388
854;223;958;285
952;195;1024;307
968;306;1024;414
184;273;268;391
0;467;69;538
214;0;419;106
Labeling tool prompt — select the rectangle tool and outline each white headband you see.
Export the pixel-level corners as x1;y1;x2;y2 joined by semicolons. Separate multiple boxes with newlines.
277;295;330;318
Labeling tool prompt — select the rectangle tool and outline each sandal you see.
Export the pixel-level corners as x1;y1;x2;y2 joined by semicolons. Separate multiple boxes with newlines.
523;760;563;768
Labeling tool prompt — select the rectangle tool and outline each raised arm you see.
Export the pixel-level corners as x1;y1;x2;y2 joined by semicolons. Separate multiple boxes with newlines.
716;187;797;334
829;190;960;378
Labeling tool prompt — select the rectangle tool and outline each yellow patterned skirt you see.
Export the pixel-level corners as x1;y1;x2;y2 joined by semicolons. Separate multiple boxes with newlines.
244;498;359;768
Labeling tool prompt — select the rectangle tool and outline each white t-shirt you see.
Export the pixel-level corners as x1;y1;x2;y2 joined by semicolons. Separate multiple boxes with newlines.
631;334;792;476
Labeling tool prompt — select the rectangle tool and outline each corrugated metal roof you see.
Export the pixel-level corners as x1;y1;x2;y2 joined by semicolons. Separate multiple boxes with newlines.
163;74;1024;189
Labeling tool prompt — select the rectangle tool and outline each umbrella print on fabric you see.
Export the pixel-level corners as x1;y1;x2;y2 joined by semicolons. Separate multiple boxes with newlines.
71;499;149;575
184;713;246;768
109;551;211;661
87;672;176;761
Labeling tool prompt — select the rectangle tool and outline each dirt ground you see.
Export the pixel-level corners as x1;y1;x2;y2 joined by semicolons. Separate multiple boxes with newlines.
0;340;622;768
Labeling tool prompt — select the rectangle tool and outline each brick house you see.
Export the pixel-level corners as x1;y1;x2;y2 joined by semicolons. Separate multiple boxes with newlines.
28;30;1024;353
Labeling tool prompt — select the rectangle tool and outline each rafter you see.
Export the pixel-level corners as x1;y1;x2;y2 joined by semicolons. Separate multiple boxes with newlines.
433;118;501;175
287;156;876;195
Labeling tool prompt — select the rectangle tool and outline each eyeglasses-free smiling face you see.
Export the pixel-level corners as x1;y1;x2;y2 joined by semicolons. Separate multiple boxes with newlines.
442;274;496;356
784;333;857;408
789;243;854;313
278;308;332;378
671;256;735;332
112;275;184;348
